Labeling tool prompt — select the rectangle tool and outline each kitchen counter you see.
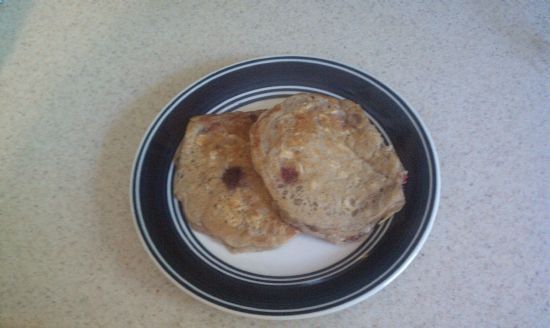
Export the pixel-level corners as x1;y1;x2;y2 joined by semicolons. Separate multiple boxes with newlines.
1;1;548;327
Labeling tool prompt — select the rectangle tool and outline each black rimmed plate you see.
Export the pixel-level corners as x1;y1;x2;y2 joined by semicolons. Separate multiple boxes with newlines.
131;56;440;319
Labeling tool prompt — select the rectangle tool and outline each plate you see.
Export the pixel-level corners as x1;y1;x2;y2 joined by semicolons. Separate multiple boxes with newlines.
131;56;440;319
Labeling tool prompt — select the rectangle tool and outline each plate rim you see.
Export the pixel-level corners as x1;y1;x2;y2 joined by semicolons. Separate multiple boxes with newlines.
129;55;441;320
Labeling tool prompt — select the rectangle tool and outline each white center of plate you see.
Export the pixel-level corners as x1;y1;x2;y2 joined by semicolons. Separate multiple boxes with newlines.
193;230;367;276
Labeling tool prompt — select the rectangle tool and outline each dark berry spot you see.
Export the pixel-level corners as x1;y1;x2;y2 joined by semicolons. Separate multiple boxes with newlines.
344;113;363;128
222;166;243;189
344;234;362;242
281;166;298;184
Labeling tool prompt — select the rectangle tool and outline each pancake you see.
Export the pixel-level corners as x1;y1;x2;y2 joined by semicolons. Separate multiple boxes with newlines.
174;111;298;252
249;94;407;243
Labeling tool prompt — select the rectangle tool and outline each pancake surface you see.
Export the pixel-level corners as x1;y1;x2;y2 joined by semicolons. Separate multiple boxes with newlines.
250;94;407;243
174;111;297;252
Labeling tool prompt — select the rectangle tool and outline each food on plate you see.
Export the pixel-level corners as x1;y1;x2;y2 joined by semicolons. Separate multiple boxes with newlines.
249;93;407;244
173;110;298;252
175;93;407;251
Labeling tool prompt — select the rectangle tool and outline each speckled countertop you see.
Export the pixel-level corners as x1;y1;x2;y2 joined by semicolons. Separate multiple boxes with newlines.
1;1;549;327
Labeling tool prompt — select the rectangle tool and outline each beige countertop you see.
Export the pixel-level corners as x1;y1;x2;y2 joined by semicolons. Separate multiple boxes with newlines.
1;1;549;327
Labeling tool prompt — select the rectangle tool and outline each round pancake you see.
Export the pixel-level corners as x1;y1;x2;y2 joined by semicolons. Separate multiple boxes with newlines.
174;111;297;253
250;94;407;243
